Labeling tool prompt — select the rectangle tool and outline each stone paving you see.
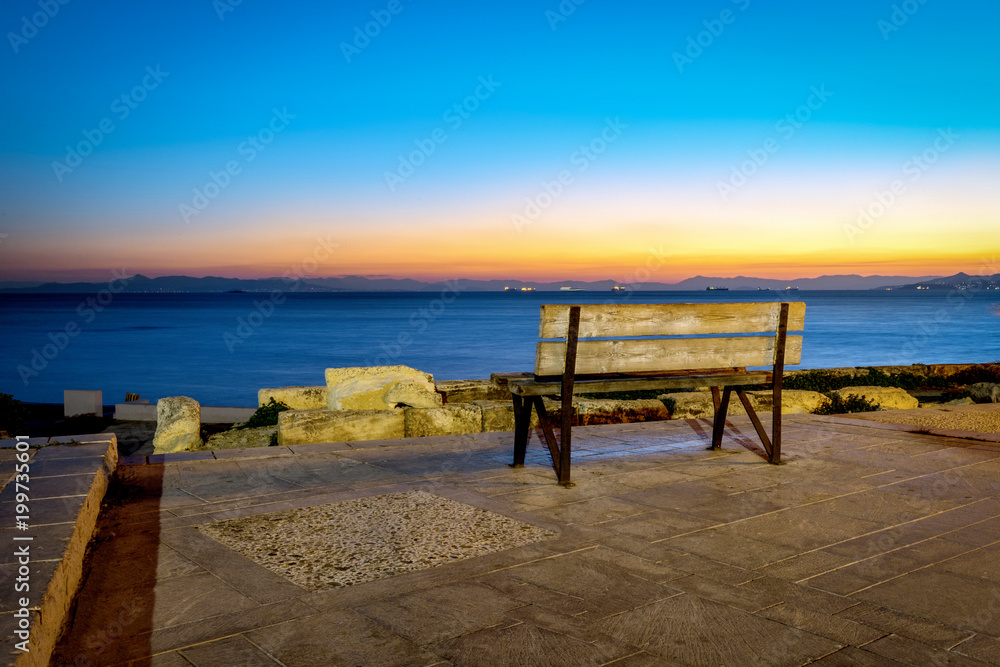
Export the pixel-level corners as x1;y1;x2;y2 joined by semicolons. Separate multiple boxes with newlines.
37;409;1000;665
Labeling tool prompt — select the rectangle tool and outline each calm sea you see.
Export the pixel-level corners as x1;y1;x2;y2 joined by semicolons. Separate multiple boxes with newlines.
1;290;997;407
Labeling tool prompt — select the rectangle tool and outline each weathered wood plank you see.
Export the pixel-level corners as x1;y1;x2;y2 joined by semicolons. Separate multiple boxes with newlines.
534;335;803;375
508;371;771;396
539;302;806;338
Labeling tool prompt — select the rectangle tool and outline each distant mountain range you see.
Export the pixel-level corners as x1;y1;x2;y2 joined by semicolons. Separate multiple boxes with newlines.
3;272;989;293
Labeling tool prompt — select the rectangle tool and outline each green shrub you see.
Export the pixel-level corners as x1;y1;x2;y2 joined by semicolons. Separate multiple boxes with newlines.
238;398;290;429
813;393;881;415
0;393;27;436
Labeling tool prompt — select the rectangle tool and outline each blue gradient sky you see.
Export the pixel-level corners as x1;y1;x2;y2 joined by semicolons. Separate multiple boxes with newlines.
1;0;998;282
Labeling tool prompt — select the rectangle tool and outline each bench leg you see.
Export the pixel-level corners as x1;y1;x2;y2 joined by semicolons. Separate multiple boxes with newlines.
771;382;782;464
736;388;773;459
711;386;733;449
511;394;530;468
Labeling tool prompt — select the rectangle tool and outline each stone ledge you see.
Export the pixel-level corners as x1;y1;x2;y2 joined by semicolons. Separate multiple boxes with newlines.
0;436;117;666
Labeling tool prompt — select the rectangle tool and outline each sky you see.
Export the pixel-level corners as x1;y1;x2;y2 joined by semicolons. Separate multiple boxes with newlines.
1;0;998;284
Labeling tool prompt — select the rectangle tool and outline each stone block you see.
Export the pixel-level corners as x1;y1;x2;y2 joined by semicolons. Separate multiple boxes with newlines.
968;382;1000;404
829;386;918;410
325;365;435;410
385;380;443;408
473;400;540;432
153;396;202;454
258;386;327;410
404;405;482;438
576;399;670;425
436;379;509;403
64;389;102;418
278;409;405;446
206;426;277;450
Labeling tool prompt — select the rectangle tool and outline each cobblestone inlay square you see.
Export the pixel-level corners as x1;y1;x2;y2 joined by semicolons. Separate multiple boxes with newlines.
198;490;555;590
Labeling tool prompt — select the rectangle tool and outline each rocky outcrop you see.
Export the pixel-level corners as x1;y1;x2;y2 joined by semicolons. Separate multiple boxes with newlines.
747;390;828;414
828;386;918;410
326;365;437;410
659;390;827;420
258;386;327;410
436;379;509;404
404;405;482;438
153;396;202;454
576;399;670;425
206;426;276;450
968;383;1000;404
278;409;405;446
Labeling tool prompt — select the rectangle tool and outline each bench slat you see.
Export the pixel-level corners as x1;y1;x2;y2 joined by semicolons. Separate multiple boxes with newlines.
539;302;805;338
508;371;772;396
534;335;803;375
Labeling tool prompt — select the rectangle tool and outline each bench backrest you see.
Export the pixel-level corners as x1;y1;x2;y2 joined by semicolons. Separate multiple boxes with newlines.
534;302;805;376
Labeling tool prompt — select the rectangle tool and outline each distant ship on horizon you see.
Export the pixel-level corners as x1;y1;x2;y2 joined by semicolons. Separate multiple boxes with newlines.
705;286;729;291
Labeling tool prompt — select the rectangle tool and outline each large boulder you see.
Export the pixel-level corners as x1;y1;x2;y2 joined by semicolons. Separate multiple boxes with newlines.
153;397;202;454
968;383;1000;404
325;366;437;410
205;426;276;450
828;386;918;410
576;399;670;425
747;390;828;414
258;386;327;410
278;409;405;446
404;405;482;438
435;379;509;403
660;392;753;420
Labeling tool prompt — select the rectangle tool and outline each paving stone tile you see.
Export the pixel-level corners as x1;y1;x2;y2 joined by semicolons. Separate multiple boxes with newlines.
600;508;719;542
759;602;886;646
856;569;1000;635
527;496;653;526
355;582;524;645
835;602;975;650
135;650;198;666
755;550;857;582
431;618;631;666
808;646;906;665
952;634;1000;665
0;494;85;526
246;608;438;667
738;575;855;615
660;528;803;570
159;526;305;604
864;633;990;666
476;572;589;616
503;548;681;617
668;574;778;612
0;520;74;564
179;634;281;666
940;518;1000;548
936;547;1000;584
662;553;761;586
724;507;885;552
596;594;840;665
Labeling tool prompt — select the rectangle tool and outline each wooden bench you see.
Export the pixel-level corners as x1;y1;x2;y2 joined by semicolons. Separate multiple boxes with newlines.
495;302;805;485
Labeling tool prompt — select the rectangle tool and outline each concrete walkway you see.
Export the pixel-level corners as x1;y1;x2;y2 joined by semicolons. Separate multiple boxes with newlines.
45;411;1000;665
